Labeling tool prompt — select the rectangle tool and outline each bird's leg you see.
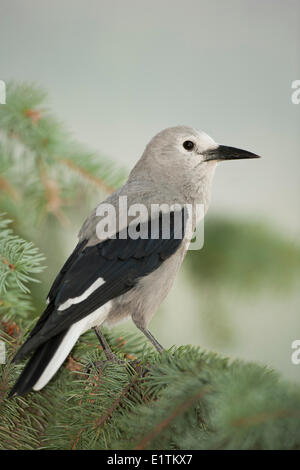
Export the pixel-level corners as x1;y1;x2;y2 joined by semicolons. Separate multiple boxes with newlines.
137;326;164;354
93;326;123;364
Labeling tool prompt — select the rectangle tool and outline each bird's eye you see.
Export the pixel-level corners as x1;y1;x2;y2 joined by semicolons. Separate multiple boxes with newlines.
183;140;195;151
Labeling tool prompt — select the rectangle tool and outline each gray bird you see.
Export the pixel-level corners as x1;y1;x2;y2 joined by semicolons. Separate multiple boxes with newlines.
9;126;260;396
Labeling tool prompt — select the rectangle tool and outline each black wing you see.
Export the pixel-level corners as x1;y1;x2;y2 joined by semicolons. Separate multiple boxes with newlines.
13;210;186;361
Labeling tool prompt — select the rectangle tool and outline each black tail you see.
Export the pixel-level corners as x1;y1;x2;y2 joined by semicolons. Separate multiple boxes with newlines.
8;330;67;397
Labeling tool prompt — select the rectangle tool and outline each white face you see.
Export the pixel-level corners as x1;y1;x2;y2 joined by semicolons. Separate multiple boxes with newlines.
144;126;219;176
144;126;217;161
131;126;220;184
126;126;220;203
131;125;259;202
174;128;218;157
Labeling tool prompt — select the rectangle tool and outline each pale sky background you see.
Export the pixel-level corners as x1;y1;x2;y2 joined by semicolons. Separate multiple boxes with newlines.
0;0;299;236
0;0;300;381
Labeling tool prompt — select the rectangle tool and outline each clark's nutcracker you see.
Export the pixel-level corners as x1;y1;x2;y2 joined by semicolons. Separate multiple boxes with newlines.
9;126;260;396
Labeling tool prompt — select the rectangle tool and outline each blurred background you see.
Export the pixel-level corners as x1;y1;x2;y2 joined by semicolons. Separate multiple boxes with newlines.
0;0;299;381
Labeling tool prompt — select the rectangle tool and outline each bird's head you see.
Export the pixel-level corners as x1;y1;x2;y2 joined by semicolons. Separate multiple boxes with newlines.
129;126;260;203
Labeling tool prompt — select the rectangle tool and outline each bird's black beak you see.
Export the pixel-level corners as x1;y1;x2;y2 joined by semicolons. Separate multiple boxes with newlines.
203;145;261;162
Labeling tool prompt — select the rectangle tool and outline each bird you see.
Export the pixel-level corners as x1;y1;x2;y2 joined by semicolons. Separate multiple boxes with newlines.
9;126;260;396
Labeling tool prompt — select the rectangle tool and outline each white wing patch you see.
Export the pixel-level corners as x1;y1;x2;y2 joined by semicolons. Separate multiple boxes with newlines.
58;277;105;311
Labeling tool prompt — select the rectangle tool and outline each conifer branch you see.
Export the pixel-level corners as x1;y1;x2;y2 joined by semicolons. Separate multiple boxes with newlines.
0;82;125;225
61;158;115;193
